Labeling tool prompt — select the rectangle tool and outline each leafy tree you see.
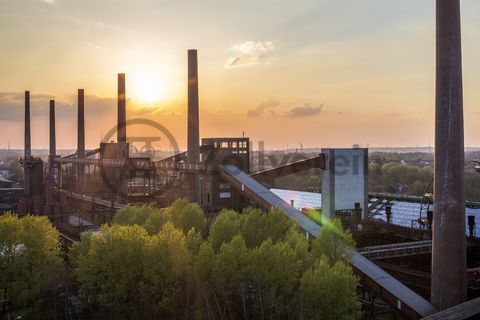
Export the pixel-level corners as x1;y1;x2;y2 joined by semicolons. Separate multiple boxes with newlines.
143;222;191;318
312;218;355;265
248;238;302;318
165;198;206;235
0;213;62;318
186;227;204;255
71;224;150;319
300;256;359;320
208;209;241;251
113;203;161;228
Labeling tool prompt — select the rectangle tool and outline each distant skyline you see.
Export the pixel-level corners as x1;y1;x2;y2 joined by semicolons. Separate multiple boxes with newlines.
1;0;480;150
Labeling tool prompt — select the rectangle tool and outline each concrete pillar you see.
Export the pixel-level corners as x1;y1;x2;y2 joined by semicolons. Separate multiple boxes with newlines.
187;49;200;164
77;89;85;193
24;91;31;159
431;0;466;310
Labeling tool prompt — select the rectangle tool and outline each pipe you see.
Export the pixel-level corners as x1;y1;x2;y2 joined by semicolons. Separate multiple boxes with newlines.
24;91;31;158
431;0;466;310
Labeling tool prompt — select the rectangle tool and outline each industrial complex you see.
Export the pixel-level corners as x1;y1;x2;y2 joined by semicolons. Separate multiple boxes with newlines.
3;1;480;319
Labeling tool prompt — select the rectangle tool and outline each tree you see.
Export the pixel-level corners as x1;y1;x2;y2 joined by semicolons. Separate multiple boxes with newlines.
113;203;161;228
71;224;150;319
165;198;206;235
208;209;241;251
300;256;359;320
143;223;192;318
0;213;62;318
311;218;355;265
248;238;302;318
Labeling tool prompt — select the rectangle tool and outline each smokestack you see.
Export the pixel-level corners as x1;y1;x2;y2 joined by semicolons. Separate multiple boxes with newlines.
431;0;466;310
24;91;31;158
187;49;200;163
117;74;127;144
49;100;56;159
77;89;85;158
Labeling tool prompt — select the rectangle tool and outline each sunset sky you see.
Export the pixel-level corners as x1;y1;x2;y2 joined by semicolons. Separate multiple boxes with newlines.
1;0;480;151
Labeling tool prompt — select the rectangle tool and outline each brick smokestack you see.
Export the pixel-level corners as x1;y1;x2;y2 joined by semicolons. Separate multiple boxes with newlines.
24;91;31;158
77;89;85;193
187;49;200;163
431;0;466;310
117;74;127;144
77;89;85;158
49;100;56;159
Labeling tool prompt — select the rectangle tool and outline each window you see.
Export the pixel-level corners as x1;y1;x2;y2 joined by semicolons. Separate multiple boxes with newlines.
219;192;231;199
219;183;230;189
221;142;229;148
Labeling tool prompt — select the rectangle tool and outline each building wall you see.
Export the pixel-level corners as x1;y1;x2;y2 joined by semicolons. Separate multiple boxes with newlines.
321;148;368;219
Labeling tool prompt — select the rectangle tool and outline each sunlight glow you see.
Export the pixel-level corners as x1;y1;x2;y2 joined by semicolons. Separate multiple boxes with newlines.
131;72;166;104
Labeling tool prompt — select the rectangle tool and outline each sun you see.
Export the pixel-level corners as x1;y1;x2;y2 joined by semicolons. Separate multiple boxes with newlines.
131;72;166;104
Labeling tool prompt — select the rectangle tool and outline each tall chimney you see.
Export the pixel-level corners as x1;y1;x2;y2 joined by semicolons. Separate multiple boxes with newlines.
431;0;466;310
187;49;200;163
77;89;85;158
77;89;85;193
49;100;56;159
24;91;31;158
117;74;127;144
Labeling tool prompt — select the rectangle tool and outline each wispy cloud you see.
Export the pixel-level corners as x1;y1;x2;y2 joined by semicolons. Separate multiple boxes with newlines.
285;103;324;117
225;41;275;68
247;97;280;117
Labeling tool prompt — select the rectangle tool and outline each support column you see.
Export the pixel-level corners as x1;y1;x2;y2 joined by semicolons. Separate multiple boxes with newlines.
431;0;466;310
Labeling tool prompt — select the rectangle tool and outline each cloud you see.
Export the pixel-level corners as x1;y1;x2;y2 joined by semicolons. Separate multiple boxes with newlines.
0;92;115;122
225;41;275;68
38;0;55;4
247;97;280;117
285;103;324;117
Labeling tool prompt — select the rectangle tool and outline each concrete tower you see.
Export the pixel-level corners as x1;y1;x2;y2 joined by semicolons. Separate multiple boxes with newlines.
431;0;466;310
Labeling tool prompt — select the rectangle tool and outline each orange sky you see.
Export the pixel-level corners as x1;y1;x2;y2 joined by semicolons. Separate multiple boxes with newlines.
1;0;480;151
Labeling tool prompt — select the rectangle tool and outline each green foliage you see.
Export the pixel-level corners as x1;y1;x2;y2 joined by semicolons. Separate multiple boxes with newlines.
312;218;356;265
113;198;206;236
113;203;161;229
300;256;360;320
0;213;62;318
72;203;359;320
165;198;206;235
208;209;242;251
71;223;191;319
